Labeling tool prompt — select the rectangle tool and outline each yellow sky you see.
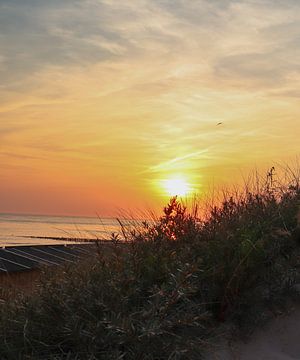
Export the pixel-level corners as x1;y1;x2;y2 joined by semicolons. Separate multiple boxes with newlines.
0;1;300;216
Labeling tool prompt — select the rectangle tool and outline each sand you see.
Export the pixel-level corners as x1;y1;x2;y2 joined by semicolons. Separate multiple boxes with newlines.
206;305;300;360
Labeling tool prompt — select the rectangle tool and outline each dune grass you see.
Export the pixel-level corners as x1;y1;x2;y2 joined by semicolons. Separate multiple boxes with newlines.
0;168;299;359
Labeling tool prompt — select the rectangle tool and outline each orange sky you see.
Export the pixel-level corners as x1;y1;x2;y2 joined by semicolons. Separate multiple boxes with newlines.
0;1;300;217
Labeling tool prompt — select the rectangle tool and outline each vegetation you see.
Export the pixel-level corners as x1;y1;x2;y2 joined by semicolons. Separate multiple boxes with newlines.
0;168;299;359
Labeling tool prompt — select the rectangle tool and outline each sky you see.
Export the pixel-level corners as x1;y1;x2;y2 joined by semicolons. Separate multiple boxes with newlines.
0;0;300;217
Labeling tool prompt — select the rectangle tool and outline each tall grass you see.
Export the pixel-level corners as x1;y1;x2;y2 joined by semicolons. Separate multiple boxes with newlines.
0;167;299;359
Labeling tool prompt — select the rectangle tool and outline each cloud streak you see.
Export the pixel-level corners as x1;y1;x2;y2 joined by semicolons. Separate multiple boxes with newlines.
146;149;210;174
1;0;299;95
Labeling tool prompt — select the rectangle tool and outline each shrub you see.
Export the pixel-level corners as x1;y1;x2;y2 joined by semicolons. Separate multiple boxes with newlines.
0;169;299;359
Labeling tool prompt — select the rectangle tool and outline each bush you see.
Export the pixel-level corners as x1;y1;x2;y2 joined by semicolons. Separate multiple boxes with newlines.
0;169;299;359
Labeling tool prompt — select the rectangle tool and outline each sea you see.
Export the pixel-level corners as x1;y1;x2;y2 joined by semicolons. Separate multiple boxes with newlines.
0;213;128;247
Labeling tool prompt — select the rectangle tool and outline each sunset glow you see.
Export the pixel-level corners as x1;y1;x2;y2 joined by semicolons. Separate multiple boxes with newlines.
0;1;299;216
164;178;191;197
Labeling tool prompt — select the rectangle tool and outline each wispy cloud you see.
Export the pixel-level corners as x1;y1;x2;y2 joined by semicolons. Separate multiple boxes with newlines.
146;149;210;174
1;0;299;95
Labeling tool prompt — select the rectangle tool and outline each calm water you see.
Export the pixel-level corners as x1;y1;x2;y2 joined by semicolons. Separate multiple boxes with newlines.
0;213;125;247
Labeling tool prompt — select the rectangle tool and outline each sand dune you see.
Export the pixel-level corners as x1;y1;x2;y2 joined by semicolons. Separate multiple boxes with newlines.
206;305;300;360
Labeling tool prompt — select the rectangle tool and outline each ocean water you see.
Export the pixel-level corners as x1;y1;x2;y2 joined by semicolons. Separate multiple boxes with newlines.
0;213;126;247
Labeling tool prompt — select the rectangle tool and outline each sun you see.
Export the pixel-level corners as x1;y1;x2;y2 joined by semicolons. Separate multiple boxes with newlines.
164;177;190;197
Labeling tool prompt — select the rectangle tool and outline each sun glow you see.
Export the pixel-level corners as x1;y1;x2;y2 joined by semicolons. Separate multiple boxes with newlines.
164;177;190;197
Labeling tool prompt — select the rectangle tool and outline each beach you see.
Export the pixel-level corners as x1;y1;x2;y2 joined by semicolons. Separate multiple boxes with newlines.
0;213;121;247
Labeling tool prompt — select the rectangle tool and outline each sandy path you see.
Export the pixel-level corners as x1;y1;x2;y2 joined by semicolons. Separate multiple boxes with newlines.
206;305;300;360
